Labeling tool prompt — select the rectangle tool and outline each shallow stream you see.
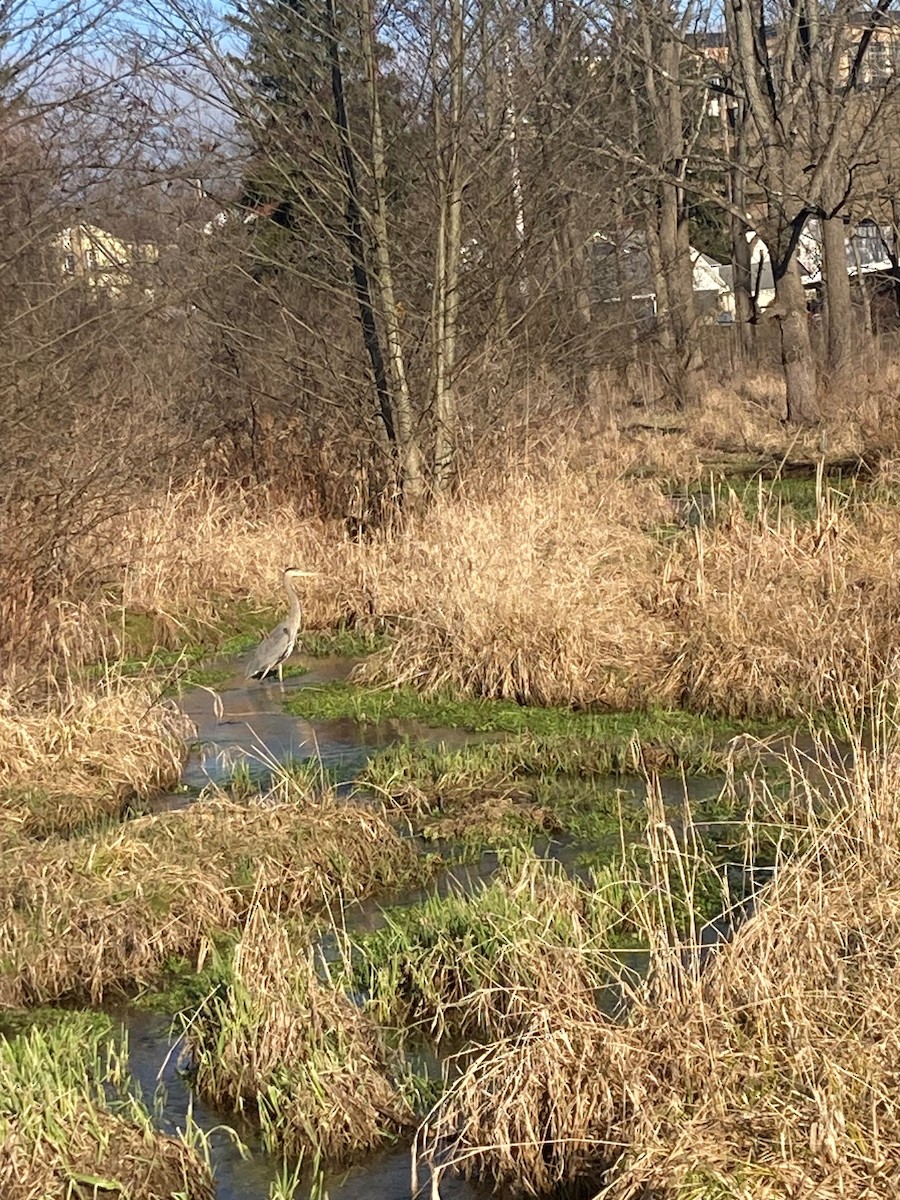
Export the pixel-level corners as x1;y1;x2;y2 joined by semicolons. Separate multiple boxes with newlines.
130;653;735;1198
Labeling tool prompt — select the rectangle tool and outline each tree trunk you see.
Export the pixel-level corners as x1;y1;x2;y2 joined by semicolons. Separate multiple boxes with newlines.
731;213;754;359
728;101;754;361
357;0;425;504
773;254;818;424
891;196;900;320
851;237;873;337
822;213;854;377
430;0;464;494
658;178;703;408
324;0;395;451
645;210;672;352
650;34;703;409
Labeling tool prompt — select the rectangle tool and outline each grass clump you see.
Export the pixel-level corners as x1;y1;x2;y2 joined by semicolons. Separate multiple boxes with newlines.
0;1010;214;1200
288;684;769;767
0;674;193;836
346;850;645;1043
0;792;425;1005
356;725;765;852
360;737;652;848
187;908;414;1164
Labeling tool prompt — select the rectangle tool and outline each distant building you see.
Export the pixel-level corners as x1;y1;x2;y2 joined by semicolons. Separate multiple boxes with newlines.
591;231;732;322
53;223;159;296
696;16;900;86
592;219;898;326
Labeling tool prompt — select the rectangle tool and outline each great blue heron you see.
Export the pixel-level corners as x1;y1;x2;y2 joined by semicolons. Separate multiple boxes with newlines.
245;567;317;682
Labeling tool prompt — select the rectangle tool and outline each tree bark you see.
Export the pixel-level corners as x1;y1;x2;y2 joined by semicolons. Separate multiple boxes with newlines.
822;212;854;377
644;29;703;409
324;0;396;452
772;254;818;423
357;0;425;504
728;100;755;361
658;177;703;408
430;0;464;494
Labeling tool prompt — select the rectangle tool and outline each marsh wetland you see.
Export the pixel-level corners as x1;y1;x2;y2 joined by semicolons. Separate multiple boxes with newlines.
0;633;813;1199
5;463;900;1199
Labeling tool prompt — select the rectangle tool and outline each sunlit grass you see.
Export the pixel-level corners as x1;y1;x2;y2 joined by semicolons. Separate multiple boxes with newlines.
0;1010;214;1199
0;789;425;1005
186;908;414;1163
419;714;900;1199
286;683;780;756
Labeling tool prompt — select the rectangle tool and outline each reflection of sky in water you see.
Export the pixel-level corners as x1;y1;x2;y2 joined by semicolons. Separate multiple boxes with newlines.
173;657;482;794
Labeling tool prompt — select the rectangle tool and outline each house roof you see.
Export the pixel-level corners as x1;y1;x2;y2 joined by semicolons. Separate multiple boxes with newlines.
592;231;730;302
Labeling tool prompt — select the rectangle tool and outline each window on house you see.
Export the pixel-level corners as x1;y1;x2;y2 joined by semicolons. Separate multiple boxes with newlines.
870;41;890;82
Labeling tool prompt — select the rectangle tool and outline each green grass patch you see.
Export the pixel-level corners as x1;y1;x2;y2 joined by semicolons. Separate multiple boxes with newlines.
135;934;238;1014
0;1005;112;1041
285;683;775;757
186;915;415;1165
300;628;392;658
360;737;656;851
342;850;644;1041
0;1010;214;1198
107;598;276;661
666;472;864;529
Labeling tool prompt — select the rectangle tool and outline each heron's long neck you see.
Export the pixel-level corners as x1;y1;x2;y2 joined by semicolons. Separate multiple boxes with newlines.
284;574;302;627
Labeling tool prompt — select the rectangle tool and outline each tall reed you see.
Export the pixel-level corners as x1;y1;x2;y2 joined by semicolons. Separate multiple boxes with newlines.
420;709;900;1199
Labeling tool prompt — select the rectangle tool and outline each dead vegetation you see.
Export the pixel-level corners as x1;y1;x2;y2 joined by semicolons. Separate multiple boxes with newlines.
3;379;900;727
0;673;193;835
0;793;422;1005
8;416;889;727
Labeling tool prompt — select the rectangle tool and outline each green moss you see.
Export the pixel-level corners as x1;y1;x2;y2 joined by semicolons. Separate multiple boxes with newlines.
666;472;863;529
0;1006;113;1041
300;629;391;658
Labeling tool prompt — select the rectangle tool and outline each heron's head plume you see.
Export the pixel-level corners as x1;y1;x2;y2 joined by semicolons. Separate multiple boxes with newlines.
283;566;317;578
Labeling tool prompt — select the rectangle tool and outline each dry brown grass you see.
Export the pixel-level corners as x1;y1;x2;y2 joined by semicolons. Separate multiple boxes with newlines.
355;470;676;708
110;477;334;627
659;489;900;717
0;673;193;835
352;473;900;719
421;725;900;1200
0;794;422;1005
7;383;900;724
1;1111;214;1200
188;907;415;1163
49;457;900;722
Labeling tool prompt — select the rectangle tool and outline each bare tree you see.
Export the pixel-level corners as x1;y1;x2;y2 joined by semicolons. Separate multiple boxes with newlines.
725;0;899;420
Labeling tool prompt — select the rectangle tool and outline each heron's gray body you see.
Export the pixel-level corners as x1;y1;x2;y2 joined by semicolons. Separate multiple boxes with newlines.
245;568;314;682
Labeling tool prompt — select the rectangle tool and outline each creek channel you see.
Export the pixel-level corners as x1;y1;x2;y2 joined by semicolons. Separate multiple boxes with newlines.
126;654;731;1199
